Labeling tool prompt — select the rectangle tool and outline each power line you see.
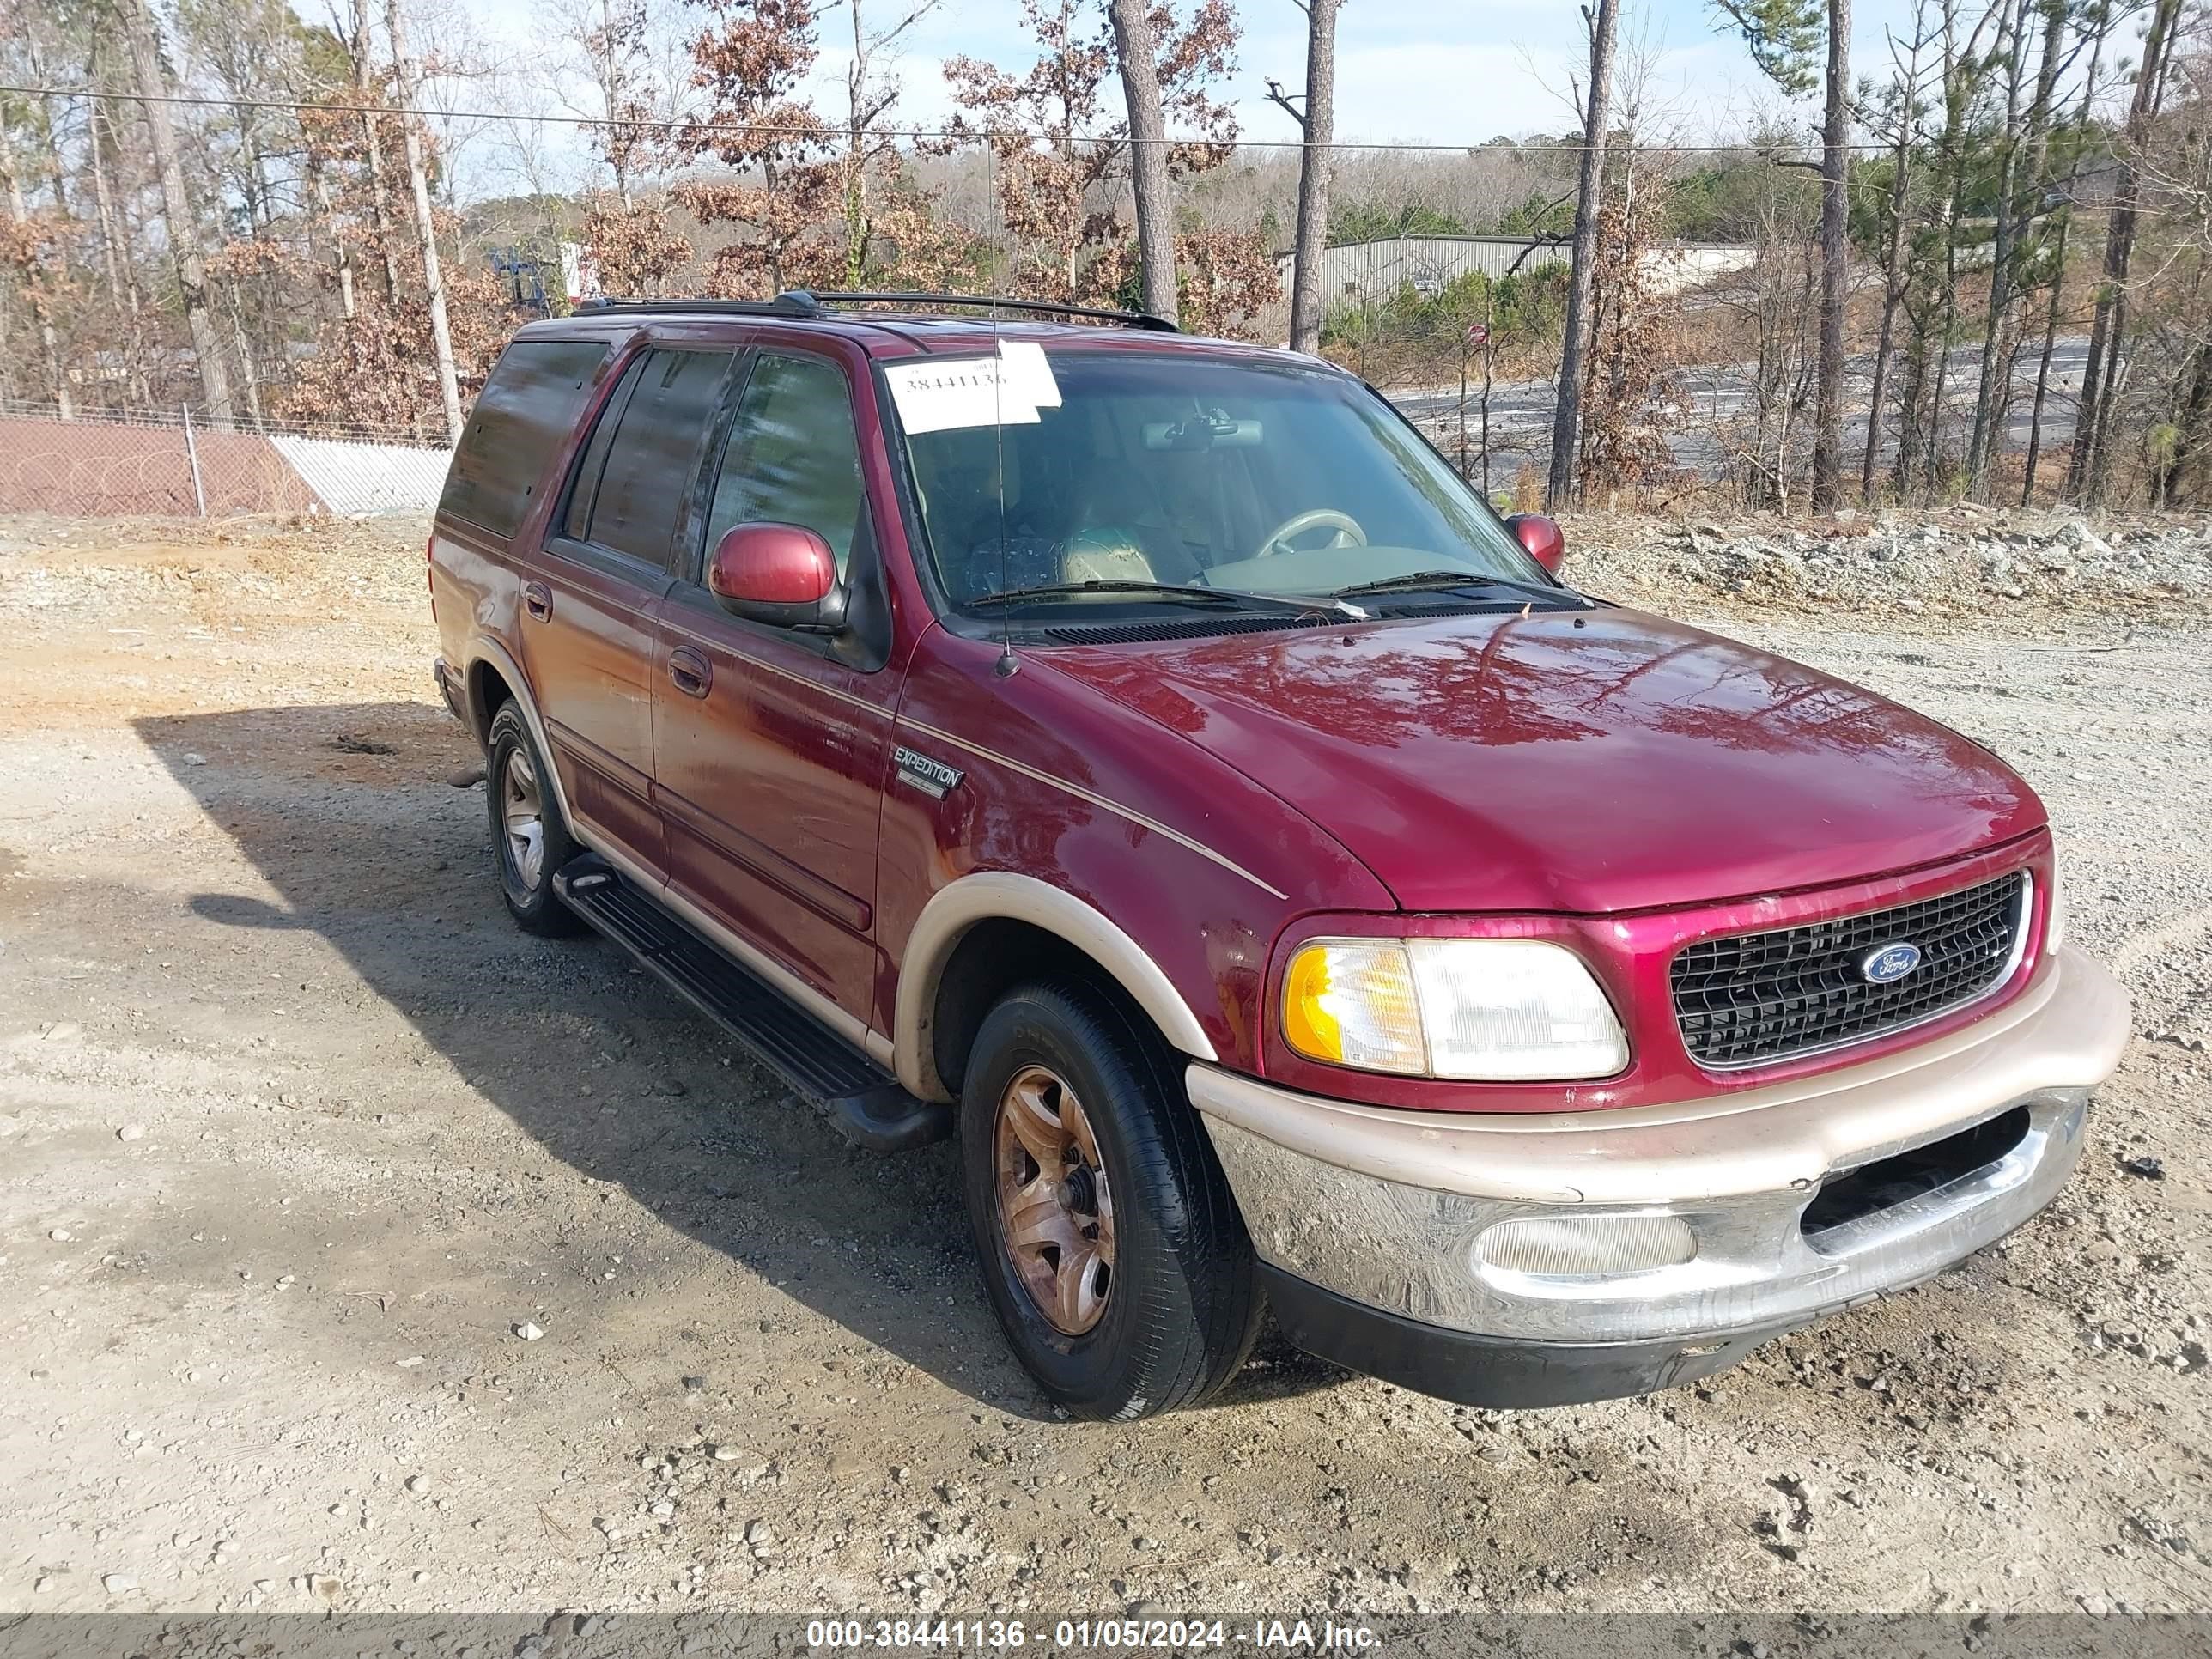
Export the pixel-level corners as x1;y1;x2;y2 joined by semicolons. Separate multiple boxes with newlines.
0;82;1915;155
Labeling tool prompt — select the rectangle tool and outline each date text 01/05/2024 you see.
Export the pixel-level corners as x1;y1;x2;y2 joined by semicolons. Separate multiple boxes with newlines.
802;1618;1383;1650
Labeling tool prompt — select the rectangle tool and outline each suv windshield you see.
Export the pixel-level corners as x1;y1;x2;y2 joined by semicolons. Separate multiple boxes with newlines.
895;350;1553;611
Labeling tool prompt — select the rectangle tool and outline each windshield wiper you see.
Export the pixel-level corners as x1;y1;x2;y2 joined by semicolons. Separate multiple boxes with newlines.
1332;568;1585;605
970;579;1365;620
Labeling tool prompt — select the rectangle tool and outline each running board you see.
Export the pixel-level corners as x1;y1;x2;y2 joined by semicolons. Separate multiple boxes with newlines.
551;854;950;1153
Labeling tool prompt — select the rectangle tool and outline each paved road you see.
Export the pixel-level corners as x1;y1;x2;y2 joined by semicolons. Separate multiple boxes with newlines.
1395;337;2091;487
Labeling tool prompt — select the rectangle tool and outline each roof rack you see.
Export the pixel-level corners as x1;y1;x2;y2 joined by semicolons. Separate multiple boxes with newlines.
570;291;832;319
812;291;1180;332
568;289;1180;333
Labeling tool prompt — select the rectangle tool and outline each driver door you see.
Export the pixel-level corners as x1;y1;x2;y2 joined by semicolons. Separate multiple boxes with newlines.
650;348;893;1024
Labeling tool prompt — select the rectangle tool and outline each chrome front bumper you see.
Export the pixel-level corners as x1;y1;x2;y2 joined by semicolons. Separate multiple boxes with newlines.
1190;946;2129;1375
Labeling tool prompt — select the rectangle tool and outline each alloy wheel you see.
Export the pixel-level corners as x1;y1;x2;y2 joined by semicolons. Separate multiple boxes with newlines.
994;1063;1116;1334
501;747;545;890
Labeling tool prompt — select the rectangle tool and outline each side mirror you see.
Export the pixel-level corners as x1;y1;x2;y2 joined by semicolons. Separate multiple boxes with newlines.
1506;512;1565;575
707;522;847;631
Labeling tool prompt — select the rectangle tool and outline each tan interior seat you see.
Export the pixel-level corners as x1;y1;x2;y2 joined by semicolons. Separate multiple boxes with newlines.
1060;529;1157;585
1058;414;1167;585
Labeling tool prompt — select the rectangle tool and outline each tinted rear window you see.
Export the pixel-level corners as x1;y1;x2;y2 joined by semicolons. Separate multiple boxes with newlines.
439;338;609;538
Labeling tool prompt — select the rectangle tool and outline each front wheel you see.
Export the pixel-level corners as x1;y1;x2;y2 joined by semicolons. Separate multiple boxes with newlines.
485;702;583;937
960;981;1259;1419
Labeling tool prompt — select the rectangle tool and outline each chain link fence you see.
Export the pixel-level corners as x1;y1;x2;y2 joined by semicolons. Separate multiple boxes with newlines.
0;401;450;518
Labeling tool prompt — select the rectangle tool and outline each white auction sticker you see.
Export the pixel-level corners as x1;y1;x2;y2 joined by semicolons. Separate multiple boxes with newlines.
996;339;1063;410
884;342;1061;434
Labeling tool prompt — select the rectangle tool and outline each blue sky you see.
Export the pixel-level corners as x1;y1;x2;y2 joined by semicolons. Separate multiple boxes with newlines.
815;0;1922;143
458;0;1971;190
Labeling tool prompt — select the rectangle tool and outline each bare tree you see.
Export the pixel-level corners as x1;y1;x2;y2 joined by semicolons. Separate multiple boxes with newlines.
1714;118;1821;506
1264;0;1341;354
82;76;152;401
1547;0;1618;509
1812;0;1850;509
177;0;303;239
1862;4;1936;500
2023;2;2107;503
548;0;694;201
1576;38;1688;505
1713;0;1849;507
75;27;155;403
678;0;846;296
306;155;356;320
118;0;234;424
9;24;89;407
2068;0;2184;502
1964;0;2038;495
1888;0;2001;497
385;0;464;441
566;0;647;201
834;0;943;287
349;0;403;303
2130;15;2212;504
1106;0;1179;321
0;145;71;417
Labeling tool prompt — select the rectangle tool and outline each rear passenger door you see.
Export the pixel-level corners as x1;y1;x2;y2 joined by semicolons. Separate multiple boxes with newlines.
652;348;893;1024
525;344;735;882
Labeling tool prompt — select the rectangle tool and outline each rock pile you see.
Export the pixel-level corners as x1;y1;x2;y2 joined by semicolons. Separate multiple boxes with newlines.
1561;507;2212;619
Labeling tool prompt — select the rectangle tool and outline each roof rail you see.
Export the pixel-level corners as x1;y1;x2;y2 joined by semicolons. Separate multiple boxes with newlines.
570;290;831;319
813;290;1180;332
565;289;1180;333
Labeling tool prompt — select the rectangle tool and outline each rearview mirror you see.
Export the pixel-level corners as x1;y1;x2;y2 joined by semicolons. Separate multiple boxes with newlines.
1505;512;1565;575
707;522;848;632
1141;413;1262;450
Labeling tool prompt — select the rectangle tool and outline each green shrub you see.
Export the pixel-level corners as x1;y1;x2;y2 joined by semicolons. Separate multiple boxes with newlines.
1320;264;1568;352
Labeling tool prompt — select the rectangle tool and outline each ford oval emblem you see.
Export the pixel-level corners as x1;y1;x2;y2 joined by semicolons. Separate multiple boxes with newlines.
1862;941;1923;984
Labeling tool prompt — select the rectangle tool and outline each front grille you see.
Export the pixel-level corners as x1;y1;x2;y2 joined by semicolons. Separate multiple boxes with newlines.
1671;872;2029;1069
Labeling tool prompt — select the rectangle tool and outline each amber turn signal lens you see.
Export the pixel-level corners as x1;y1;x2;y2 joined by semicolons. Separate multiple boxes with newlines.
1282;946;1343;1061
1281;940;1427;1074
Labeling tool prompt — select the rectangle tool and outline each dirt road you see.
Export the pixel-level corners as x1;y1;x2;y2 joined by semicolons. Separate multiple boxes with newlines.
0;515;2206;1620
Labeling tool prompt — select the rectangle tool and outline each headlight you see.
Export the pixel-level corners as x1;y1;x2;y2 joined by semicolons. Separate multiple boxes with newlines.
2044;862;2065;953
1282;937;1628;1080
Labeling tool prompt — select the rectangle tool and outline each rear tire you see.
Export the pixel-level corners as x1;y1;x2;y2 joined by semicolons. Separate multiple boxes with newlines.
485;702;583;937
960;980;1259;1419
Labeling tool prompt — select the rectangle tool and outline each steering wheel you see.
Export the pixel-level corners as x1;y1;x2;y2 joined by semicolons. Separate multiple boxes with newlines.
1253;507;1367;560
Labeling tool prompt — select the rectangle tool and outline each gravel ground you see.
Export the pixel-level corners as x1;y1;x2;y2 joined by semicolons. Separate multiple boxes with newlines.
0;514;2206;1620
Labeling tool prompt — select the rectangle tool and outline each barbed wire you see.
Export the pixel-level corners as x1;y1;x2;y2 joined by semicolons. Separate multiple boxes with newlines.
0;82;1913;155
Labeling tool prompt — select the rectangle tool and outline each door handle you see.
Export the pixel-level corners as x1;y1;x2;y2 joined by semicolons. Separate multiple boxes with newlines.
522;581;553;623
667;647;712;699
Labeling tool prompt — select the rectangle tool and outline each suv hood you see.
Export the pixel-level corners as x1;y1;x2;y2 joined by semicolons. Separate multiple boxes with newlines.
1037;607;2044;914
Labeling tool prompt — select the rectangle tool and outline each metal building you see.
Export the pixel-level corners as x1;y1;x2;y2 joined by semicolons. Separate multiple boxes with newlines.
1297;234;1755;303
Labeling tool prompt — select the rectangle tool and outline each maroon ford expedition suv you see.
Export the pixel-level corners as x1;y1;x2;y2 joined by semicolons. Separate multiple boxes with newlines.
429;291;2129;1420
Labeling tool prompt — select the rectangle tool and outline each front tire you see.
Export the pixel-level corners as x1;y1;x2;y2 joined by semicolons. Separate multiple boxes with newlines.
485;702;582;937
960;981;1259;1419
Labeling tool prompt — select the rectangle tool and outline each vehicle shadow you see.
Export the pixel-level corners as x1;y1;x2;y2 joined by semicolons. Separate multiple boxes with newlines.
137;700;1339;1421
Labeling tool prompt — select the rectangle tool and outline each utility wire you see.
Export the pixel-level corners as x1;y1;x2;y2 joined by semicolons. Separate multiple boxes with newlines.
0;82;1917;155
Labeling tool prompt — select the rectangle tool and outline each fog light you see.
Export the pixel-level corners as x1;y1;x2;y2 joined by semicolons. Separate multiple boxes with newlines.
1478;1214;1697;1277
